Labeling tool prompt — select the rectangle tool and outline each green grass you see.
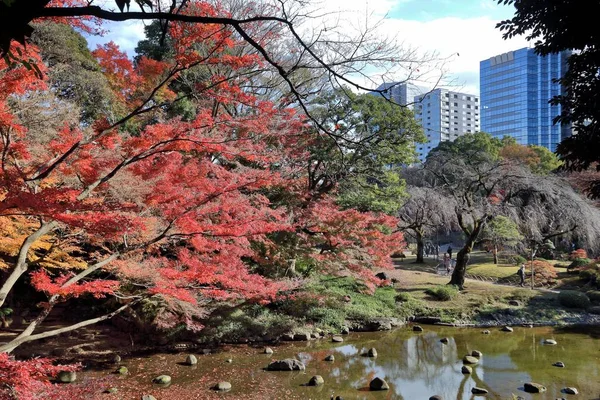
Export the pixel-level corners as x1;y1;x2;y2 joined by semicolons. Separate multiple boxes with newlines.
467;263;519;279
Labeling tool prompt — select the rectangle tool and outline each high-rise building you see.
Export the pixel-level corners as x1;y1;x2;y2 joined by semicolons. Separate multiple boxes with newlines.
413;89;481;161
371;81;426;109
480;47;572;151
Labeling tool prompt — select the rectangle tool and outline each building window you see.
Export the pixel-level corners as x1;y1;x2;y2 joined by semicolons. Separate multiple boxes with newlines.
454;102;458;106
453;94;458;99
467;105;471;109
467;96;471;101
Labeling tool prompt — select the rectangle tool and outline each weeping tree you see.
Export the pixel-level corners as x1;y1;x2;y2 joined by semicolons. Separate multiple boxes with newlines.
421;132;600;288
397;186;455;263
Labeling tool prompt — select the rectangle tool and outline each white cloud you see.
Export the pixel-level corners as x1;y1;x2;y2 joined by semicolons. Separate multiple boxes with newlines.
376;15;529;94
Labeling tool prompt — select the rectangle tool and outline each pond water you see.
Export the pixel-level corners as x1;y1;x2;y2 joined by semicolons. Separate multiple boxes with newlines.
78;325;600;399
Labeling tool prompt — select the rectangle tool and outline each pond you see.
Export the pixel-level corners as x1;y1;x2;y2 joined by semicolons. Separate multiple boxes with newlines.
77;325;600;399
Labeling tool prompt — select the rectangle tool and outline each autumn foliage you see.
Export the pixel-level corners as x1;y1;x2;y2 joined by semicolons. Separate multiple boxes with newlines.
0;2;403;397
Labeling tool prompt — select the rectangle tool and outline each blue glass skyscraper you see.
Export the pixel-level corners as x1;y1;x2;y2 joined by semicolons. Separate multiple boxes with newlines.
480;47;571;151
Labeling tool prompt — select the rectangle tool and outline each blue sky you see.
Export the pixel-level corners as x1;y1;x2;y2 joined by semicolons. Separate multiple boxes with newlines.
85;0;528;95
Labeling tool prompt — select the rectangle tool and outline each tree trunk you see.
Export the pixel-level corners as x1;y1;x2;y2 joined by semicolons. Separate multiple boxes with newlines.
493;244;498;264
415;230;424;264
449;225;486;289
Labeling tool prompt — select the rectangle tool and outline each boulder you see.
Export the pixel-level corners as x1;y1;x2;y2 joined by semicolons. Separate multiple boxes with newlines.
308;375;324;386
264;347;274;355
552;361;565;368
281;333;295;341
562;387;578;395
501;326;514;332
185;354;198;365
471;350;482;358
112;354;122;363
225;359;233;363
523;382;546;393
335;397;344;400
141;396;157;400
461;366;472;374
332;336;344;343
294;331;311;341
369;377;390;391
413;325;424;332
57;371;76;383
471;387;488;395
543;339;557;345
311;332;320;339
153;375;171;385
324;354;335;362
367;348;378;357
482;330;490;334
115;366;128;375
463;355;479;365
267;359;306;371
440;337;449;344
342;295;352;303
375;272;389;281
340;326;350;335
413;316;442;324
104;388;118;394
429;396;443;400
508;300;521;306
213;381;232;391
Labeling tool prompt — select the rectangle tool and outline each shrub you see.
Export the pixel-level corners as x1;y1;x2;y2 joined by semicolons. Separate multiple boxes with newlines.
569;248;588;260
529;260;558;286
425;285;459;301
558;290;591;309
579;264;600;288
568;257;592;271
507;254;526;265
586;290;600;303
395;292;414;303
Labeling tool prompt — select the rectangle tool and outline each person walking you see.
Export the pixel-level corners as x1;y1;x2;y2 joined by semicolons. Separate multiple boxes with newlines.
447;245;452;260
443;254;450;275
517;264;526;287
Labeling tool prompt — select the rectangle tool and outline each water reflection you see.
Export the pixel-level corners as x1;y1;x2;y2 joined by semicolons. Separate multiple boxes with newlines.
78;326;600;400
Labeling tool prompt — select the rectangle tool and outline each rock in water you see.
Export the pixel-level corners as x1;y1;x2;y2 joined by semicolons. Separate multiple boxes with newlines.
413;325;424;332
552;361;565;368
115;366;128;375
543;339;557;345
185;354;197;365
264;347;274;355
266;359;306;371
501;326;513;332
461;366;472;374
332;336;344;343
471;350;482;357
429;396;443;400
562;387;578;395
367;348;378;357
213;381;232;391
463;355;479;364
523;382;546;393
57;371;76;383
440;337;449;344
341;326;350;335
281;333;294;341
153;375;171;385
471;387;488;394
369;377;390;391
324;354;335;362
308;375;324;386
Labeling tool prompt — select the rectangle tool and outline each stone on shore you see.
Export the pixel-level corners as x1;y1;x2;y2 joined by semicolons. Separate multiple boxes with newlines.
213;381;232;391
332;336;344;343
185;354;198;365
463;355;479;364
57;371;77;383
264;347;274;355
